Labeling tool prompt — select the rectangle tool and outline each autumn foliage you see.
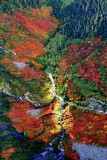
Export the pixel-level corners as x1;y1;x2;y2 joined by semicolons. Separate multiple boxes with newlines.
10;66;45;81
63;106;107;146
57;36;107;101
12;41;45;58
8;101;44;138
1;3;107;158
14;7;58;40
67;80;81;101
0;6;60;144
58;36;102;73
7;100;61;142
0;6;58;63
1;148;15;160
0;6;59;82
64;141;79;160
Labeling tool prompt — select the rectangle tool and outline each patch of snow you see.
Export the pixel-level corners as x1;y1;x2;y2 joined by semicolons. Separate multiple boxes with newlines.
5;50;8;53
48;73;56;97
80;98;107;114
48;73;68;105
27;109;41;116
72;142;107;160
12;51;17;55
13;61;27;69
24;92;41;107
56;95;65;105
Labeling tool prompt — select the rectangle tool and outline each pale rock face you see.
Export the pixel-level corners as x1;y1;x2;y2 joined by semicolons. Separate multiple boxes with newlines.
80;98;107;114
13;61;27;69
27;109;41;117
48;73;56;97
72;142;107;160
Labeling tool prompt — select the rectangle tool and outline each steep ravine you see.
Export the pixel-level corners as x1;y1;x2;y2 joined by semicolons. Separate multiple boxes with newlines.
47;73;107;160
1;69;107;159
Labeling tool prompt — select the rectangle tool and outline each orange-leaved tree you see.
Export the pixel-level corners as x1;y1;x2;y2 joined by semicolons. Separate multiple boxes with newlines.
0;6;60;142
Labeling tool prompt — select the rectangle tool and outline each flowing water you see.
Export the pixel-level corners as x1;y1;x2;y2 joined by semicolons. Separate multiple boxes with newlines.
1;72;107;160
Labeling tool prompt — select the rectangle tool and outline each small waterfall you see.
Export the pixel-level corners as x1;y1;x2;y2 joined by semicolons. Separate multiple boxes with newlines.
48;73;56;97
48;73;68;130
30;74;66;160
48;73;68;106
56;95;65;106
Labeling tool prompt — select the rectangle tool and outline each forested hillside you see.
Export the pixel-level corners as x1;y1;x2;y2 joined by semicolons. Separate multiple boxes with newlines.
0;0;107;160
1;0;107;38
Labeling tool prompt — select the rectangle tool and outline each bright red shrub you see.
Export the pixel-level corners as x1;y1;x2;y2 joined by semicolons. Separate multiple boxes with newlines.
8;101;44;137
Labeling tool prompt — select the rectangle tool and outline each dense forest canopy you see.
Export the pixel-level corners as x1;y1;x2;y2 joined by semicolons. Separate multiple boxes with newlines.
1;0;107;39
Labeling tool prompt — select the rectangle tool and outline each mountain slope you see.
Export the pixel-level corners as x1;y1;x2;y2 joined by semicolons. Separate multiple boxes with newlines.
58;0;107;38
